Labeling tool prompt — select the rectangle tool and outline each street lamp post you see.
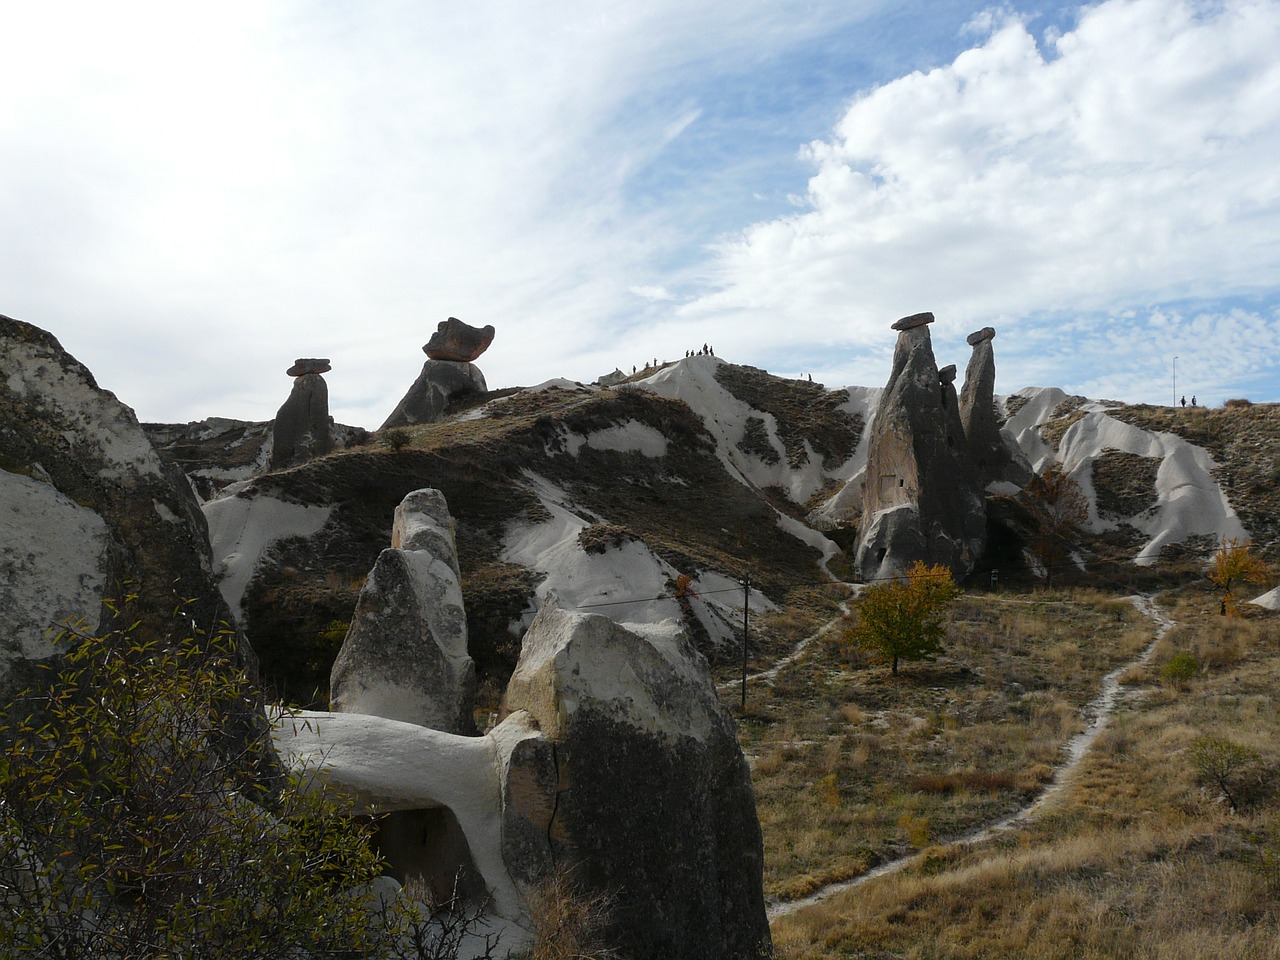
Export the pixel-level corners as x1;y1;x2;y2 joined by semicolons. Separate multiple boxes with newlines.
1173;355;1178;407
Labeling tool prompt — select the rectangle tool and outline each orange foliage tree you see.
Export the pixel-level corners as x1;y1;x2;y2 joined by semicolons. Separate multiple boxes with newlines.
1207;536;1270;615
843;561;959;675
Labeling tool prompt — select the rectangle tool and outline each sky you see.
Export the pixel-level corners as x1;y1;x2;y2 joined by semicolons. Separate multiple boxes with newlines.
3;0;1279;428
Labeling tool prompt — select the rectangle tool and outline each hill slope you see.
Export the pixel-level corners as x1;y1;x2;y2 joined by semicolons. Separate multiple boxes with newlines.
149;358;1277;705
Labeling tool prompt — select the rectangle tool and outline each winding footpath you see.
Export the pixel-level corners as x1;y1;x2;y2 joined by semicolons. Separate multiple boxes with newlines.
766;594;1176;921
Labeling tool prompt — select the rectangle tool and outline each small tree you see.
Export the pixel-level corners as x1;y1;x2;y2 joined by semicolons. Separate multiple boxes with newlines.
1190;735;1262;811
844;561;959;675
1020;463;1089;588
1207;536;1270;616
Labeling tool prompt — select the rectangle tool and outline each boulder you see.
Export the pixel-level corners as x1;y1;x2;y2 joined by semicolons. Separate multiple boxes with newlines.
0;315;273;770
330;489;476;734
958;328;1032;489
501;600;771;960
424;317;495;363
286;358;332;377
594;368;628;388
854;315;986;581
380;360;487;429
271;372;333;469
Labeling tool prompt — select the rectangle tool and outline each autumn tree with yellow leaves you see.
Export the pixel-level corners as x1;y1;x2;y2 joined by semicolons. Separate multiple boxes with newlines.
1207;536;1270;615
843;561;959;675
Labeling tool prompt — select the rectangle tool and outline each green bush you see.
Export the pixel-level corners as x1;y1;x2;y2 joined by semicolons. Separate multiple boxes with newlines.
382;427;412;451
1160;653;1200;685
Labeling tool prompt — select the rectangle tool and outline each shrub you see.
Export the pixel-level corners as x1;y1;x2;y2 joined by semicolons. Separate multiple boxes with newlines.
1160;653;1200;686
382;427;412;451
1189;735;1262;811
1224;398;1253;409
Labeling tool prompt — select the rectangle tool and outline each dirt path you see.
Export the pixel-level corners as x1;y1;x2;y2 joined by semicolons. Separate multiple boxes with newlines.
766;594;1174;920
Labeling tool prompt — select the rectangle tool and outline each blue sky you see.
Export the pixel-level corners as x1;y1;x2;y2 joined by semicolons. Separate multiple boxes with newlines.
2;0;1278;427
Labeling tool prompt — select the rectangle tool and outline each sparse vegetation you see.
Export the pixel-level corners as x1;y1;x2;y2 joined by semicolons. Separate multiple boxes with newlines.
1021;463;1089;587
0;613;397;958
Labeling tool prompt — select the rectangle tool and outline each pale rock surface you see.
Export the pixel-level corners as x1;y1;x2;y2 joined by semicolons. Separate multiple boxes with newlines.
501;599;771;960
0;470;111;663
0;315;269;759
855;315;986;580
330;489;476;733
272;706;538;954
381;360;488;429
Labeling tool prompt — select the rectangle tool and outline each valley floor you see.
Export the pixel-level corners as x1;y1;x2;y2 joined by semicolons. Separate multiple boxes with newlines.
723;584;1280;959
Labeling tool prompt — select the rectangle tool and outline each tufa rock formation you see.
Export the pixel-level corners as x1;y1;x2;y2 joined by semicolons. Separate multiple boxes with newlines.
854;312;987;581
380;317;495;429
380;360;487;429
329;488;477;734
959;327;1032;488
0;315;274;770
501;600;772;960
271;358;334;469
425;316;495;363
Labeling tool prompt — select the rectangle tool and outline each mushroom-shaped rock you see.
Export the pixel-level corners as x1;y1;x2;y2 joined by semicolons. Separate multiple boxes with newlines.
271;372;333;469
855;316;986;581
286;357;332;376
502;600;771;960
424;317;496;363
380;360;487;429
330;489;476;734
959;327;1032;488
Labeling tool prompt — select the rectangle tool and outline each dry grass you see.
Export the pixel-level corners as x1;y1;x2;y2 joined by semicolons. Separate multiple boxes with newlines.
765;590;1280;959
737;591;1152;903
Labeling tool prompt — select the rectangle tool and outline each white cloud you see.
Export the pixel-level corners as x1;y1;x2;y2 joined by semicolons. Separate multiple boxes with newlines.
678;0;1280;400
629;285;677;302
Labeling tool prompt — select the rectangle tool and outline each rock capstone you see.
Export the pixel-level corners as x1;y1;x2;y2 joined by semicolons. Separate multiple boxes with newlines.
287;358;332;377
502;600;771;960
330;489;477;734
891;311;935;331
854;315;987;581
424;317;495;363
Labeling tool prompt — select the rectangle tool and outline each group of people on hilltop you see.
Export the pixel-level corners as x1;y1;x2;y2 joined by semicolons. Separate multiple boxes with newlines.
629;344;716;375
1180;394;1198;408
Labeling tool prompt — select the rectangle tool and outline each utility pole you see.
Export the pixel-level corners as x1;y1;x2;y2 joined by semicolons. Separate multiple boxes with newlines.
741;576;750;709
1173;355;1178;407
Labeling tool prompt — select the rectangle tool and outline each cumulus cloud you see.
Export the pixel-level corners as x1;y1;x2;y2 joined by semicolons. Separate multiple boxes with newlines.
679;0;1280;401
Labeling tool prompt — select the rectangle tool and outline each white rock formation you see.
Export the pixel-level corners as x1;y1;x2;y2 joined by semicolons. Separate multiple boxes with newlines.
330;489;477;733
